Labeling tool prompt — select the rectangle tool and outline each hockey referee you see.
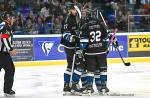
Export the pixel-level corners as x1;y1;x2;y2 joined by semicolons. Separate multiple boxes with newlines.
0;12;16;97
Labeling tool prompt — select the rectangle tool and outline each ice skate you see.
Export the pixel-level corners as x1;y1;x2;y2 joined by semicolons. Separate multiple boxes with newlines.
98;86;109;96
70;82;82;96
82;84;94;96
4;90;15;97
63;82;71;96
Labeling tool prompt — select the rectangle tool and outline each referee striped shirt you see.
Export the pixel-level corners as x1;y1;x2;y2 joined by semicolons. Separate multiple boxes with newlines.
0;22;13;53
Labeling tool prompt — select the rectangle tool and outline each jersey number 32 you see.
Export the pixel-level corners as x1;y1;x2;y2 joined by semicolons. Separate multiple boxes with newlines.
90;31;101;42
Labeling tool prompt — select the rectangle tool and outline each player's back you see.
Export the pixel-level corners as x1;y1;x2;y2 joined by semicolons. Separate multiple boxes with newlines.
81;17;108;55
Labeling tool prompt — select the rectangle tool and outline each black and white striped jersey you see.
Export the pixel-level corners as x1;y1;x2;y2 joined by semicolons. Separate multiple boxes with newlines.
0;22;13;53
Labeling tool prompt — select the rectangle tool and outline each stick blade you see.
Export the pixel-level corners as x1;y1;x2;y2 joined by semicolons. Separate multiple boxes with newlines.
125;62;131;66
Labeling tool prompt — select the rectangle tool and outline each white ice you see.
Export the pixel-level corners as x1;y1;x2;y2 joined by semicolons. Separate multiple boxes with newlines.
0;62;150;98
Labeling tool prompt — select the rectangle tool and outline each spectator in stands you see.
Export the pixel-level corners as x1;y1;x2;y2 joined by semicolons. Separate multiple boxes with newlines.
26;10;36;24
53;17;62;34
16;12;25;30
25;18;37;35
8;0;16;11
52;1;63;19
35;15;46;34
61;0;69;17
40;2;51;22
116;10;127;31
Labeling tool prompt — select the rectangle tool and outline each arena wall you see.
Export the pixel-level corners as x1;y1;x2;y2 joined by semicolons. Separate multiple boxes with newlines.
12;32;150;67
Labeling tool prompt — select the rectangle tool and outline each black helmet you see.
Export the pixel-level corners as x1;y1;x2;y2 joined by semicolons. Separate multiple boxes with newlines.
67;4;76;10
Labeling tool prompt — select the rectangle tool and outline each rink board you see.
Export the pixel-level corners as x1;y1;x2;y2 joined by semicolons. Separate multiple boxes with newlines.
14;57;150;67
11;32;150;67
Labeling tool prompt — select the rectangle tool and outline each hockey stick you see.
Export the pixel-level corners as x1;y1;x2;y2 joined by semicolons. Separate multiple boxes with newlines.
74;5;82;19
116;46;131;66
69;48;77;87
107;28;118;48
99;11;109;30
109;30;131;66
99;11;131;66
109;29;131;66
69;31;81;87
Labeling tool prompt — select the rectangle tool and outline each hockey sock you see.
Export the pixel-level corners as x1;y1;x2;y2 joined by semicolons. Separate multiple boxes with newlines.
81;72;87;88
100;72;107;88
94;70;101;90
64;68;71;83
86;73;94;88
72;67;84;82
72;70;81;82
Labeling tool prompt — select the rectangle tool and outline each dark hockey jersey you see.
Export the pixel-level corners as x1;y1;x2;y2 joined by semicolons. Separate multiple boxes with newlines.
80;17;108;55
60;15;78;49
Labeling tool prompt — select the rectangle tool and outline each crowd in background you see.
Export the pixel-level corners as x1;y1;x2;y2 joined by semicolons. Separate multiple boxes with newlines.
0;0;150;35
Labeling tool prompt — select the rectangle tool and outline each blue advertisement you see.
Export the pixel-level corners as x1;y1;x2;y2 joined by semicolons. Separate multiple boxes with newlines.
33;35;128;61
34;37;66;61
107;35;128;58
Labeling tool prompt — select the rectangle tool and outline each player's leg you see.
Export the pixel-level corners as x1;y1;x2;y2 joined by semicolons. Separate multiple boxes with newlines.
81;70;87;90
97;54;109;94
0;65;2;72
70;53;85;95
63;48;75;94
94;69;101;91
82;55;96;95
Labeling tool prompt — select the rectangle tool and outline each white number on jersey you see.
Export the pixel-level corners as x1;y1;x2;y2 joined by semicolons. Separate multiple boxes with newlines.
90;31;101;42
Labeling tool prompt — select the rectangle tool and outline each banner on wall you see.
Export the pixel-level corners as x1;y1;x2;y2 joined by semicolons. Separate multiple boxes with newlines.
34;36;128;60
107;35;128;58
34;37;66;61
12;38;34;61
12;35;128;61
128;35;150;51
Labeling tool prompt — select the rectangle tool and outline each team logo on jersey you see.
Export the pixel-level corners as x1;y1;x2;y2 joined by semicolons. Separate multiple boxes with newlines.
38;41;54;56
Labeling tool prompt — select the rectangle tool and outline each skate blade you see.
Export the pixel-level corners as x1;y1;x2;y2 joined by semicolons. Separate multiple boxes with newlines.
70;91;82;96
82;91;95;96
98;92;109;96
82;93;94;96
63;91;71;96
4;93;15;97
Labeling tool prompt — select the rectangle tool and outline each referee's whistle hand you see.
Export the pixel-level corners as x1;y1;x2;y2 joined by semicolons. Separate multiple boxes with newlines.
10;49;17;56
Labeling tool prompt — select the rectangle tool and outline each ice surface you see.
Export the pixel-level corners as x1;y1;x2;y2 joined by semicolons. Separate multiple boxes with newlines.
0;62;150;98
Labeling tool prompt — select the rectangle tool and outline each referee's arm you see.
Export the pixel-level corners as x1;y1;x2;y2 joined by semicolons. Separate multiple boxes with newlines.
1;28;13;51
1;37;13;51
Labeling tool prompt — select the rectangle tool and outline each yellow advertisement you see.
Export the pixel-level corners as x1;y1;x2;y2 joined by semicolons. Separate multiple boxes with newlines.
128;35;150;52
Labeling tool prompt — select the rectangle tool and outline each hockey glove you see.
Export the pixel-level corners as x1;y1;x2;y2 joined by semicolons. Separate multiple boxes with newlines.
75;49;85;66
112;37;118;48
76;50;83;57
70;35;79;43
63;33;79;43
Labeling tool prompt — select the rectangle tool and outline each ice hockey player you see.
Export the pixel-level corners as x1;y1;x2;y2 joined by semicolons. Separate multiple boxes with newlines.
79;9;118;95
61;4;83;95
